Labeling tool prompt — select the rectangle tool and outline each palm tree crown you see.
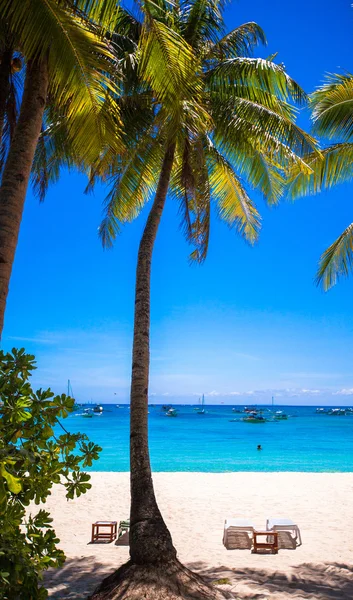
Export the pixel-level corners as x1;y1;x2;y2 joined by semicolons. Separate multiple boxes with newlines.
95;0;318;256
0;0;122;178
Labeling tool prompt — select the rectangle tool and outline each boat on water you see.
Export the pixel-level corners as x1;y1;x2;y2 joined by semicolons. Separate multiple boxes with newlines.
196;394;206;414
242;410;267;423
316;407;327;414
274;410;288;421
166;407;178;417
82;408;93;418
67;379;84;410
93;404;103;413
327;408;348;416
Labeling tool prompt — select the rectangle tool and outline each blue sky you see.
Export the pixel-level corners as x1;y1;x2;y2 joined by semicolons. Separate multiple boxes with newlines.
3;0;353;405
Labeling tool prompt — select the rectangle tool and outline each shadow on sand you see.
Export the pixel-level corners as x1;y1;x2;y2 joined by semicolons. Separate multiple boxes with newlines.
44;557;116;599
188;561;353;599
44;558;353;599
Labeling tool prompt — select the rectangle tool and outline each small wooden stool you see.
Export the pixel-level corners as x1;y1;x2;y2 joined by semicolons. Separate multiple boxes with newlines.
91;521;117;543
252;530;278;554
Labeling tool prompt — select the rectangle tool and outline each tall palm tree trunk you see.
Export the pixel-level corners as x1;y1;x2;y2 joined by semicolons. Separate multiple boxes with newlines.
130;142;177;565
0;58;48;336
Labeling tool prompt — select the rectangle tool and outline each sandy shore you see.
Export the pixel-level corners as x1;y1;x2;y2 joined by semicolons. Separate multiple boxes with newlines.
42;472;353;599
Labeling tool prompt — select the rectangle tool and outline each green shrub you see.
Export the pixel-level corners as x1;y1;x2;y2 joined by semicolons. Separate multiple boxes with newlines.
0;348;101;599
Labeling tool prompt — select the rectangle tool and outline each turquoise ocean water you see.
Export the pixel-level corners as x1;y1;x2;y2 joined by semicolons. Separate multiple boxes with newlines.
59;405;353;472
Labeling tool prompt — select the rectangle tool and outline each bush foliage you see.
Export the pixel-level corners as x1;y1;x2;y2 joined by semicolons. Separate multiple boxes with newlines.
0;349;101;599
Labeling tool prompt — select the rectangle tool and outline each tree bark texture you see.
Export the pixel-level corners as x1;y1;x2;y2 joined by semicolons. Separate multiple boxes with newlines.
0;58;48;336
0;48;12;149
130;143;177;565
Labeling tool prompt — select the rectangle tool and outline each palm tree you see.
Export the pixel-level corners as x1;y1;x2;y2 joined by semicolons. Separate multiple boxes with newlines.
288;72;353;289
0;0;122;335
86;1;318;595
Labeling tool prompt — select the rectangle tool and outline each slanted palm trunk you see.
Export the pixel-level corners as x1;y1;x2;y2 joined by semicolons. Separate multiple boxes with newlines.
130;142;177;565
0;58;48;336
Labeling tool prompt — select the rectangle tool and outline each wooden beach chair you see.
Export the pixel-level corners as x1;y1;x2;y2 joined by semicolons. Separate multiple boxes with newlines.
266;517;302;548
223;518;255;550
115;519;130;546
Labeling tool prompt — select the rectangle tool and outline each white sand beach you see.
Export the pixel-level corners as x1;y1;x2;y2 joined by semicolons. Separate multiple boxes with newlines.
43;472;353;599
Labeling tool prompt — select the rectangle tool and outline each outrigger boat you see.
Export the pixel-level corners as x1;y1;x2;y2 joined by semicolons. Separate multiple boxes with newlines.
166;407;178;417
82;408;93;418
274;410;288;421
242;410;267;423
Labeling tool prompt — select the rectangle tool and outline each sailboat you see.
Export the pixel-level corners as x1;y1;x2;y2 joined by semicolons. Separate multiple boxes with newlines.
68;379;82;410
196;394;206;414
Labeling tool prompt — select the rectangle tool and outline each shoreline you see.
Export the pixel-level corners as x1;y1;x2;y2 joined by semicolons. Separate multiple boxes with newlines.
43;472;353;598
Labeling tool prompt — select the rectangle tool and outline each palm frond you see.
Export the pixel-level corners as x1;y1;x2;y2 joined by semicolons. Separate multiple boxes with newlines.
316;223;353;290
2;0;123;163
206;142;261;243
287;143;353;199
171;137;211;262
311;72;353;141
206;22;266;60
99;136;165;247
31;113;80;202
73;0;120;33
212;96;319;163
181;0;224;47
236;151;285;205
138;16;201;108
207;57;308;105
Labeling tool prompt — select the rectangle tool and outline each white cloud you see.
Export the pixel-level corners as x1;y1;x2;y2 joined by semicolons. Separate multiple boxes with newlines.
333;388;353;396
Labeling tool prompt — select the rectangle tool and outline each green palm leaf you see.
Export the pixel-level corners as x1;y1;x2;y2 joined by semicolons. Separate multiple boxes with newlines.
317;223;353;290
206;143;261;243
99;135;165;247
207;57;308;105
1;0;123;163
206;22;266;59
311;73;353;141
288;143;353;199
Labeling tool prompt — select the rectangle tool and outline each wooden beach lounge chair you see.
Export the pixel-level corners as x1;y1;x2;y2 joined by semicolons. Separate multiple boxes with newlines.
266;518;302;548
223;518;255;550
115;519;130;546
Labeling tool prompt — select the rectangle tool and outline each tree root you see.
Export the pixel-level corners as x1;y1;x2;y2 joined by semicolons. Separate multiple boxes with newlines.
88;559;234;600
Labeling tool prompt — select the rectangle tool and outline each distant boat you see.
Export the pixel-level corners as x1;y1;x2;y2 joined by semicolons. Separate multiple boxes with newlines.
274;410;288;421
328;408;347;416
82;408;93;418
244;405;257;413
93;404;103;413
196;394;206;414
166;407;178;417
68;379;82;410
242;410;267;423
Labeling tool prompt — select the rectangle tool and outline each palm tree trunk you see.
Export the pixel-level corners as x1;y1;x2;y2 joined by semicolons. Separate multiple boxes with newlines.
130;142;177;565
0;58;48;336
0;48;12;148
